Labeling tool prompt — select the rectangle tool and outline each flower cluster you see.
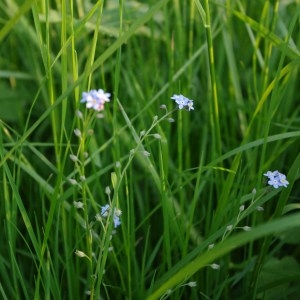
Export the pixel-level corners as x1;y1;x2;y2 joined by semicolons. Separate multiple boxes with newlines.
80;89;111;111
264;170;289;188
100;204;122;228
171;94;194;111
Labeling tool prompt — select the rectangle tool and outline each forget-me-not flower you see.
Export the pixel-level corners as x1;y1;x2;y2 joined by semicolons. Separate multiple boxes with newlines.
264;170;289;188
100;204;122;228
171;94;194;111
81;89;111;111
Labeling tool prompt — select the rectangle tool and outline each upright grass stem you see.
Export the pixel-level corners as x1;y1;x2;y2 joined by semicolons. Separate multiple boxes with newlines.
203;0;221;158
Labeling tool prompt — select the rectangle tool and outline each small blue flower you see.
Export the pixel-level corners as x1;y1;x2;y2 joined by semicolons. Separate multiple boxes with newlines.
81;89;111;111
100;204;122;228
186;100;194;111
267;177;280;189
277;173;289;188
264;170;289;188
113;214;121;228
100;204;110;217
171;94;194;111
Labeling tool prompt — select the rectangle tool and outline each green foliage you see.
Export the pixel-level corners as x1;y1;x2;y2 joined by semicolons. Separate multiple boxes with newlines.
1;0;300;299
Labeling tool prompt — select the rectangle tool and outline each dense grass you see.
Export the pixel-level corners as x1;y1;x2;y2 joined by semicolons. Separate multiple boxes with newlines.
1;0;300;299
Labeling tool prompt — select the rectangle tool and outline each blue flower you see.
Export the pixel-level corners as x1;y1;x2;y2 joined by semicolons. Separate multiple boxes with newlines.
113;214;121;228
264;170;289;188
171;94;194;111
100;204;122;228
81;89;111;111
277;173;289;188
100;204;110;217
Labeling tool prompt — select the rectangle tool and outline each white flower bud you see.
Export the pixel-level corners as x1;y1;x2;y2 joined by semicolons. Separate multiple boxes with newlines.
208;244;215;250
75;250;86;258
70;154;79;162
115;208;122;217
105;186;111;195
243;226;251;231
76;110;83;119
227;225;233;231
69;178;78;185
74;128;81;137
187;281;197;287
143;151;151;157
73;201;84;209
210;263;220;270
